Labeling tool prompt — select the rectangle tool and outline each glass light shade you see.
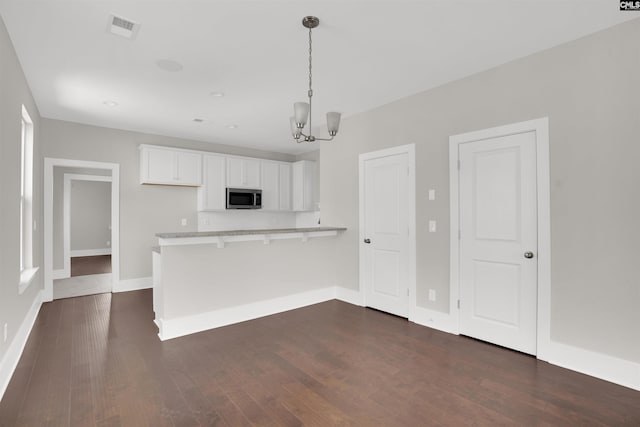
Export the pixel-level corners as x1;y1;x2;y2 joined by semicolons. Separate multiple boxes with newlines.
289;116;300;138
294;102;310;127
326;112;341;135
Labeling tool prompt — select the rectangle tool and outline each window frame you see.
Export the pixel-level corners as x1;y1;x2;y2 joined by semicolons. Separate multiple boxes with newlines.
19;105;38;294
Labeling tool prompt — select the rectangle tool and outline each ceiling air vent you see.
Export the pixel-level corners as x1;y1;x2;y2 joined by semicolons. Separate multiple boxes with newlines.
107;14;140;40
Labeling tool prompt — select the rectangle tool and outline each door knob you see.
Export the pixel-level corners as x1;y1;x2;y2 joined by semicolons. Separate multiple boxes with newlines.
524;251;534;259
364;238;371;244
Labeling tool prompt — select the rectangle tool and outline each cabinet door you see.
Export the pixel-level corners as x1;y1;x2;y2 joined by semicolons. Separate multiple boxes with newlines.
292;161;304;211
198;154;226;210
143;147;174;184
176;151;202;186
292;160;316;211
261;162;280;210
226;157;244;188
227;157;261;188
279;163;292;211
141;145;202;186
244;159;261;188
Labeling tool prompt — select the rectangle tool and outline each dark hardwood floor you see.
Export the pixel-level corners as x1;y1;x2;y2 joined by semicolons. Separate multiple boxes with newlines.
0;291;638;426
70;255;112;277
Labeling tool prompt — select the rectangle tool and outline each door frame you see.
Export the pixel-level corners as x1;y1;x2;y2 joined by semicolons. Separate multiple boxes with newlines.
449;117;551;360
359;143;416;319
44;158;120;302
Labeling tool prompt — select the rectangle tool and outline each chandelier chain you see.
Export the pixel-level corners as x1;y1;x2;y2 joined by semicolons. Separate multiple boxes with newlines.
308;26;313;97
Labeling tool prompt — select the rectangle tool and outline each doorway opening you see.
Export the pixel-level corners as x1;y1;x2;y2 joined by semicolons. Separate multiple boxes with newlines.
44;159;120;302
54;172;113;299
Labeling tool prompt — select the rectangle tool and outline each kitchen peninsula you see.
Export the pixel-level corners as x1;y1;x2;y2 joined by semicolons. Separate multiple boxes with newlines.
152;227;346;340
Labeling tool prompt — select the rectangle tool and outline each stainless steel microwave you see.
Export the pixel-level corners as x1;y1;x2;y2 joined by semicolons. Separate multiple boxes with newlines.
226;188;262;209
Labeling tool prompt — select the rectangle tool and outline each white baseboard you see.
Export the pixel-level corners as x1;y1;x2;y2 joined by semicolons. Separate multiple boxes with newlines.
546;341;640;391
0;290;43;401
411;306;459;335
157;287;336;341
113;276;152;293
51;269;69;280
335;286;364;306
70;248;112;257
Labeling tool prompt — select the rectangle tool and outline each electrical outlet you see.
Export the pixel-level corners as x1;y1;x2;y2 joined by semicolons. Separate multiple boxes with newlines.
428;289;436;302
181;218;187;226
106;241;111;247
3;323;7;342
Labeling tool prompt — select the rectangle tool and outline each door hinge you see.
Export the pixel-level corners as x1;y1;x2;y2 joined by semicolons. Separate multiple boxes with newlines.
458;229;461;239
407;288;410;296
457;160;461;170
407;167;410;176
457;299;460;309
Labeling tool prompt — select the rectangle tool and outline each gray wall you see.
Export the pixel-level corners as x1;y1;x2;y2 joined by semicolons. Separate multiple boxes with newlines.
0;16;43;366
321;19;640;363
41;119;295;280
53;167;111;270
70;180;111;252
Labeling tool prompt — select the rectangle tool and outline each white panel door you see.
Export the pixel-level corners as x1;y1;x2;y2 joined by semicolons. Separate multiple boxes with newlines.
459;131;538;355
363;153;410;317
261;161;280;210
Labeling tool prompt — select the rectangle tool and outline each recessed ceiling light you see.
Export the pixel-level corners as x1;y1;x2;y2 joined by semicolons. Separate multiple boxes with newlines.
193;118;204;123
226;124;238;129
210;91;225;97
156;59;183;72
103;100;118;107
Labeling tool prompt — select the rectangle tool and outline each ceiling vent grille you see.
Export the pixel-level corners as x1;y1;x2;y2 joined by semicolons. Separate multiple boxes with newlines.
107;14;140;40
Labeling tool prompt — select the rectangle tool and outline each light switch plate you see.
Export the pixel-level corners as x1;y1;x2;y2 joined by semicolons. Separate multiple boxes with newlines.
428;220;436;232
428;289;436;301
428;189;435;201
181;218;187;226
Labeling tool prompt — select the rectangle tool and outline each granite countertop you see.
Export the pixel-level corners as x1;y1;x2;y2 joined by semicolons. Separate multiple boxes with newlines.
156;226;347;239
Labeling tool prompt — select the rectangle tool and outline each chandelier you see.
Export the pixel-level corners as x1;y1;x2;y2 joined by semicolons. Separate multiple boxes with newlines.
289;16;341;143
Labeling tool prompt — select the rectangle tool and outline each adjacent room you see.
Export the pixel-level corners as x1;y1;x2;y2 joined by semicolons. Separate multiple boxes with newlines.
0;1;639;425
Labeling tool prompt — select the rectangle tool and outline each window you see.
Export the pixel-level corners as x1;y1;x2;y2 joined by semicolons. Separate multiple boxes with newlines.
19;105;37;293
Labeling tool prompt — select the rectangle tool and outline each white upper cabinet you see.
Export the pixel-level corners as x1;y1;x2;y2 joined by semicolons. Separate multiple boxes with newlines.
176;151;202;185
292;160;316;211
259;161;293;211
227;157;261;188
140;145;202;186
279;163;292;211
140;144;306;213
260;161;280;211
197;154;227;211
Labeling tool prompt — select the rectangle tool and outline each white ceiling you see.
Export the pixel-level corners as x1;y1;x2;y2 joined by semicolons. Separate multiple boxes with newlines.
0;1;634;154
